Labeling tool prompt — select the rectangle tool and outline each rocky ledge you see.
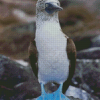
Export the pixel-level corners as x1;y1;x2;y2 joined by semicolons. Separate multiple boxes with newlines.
0;54;100;100
0;54;82;100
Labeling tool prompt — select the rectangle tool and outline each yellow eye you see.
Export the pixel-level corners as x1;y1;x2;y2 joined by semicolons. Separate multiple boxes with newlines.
57;3;60;6
45;4;49;7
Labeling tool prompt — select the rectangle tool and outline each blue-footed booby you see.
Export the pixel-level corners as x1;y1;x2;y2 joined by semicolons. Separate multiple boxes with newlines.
28;0;76;99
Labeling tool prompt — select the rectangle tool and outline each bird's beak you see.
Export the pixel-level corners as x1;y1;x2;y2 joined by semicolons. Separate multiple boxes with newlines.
45;2;63;14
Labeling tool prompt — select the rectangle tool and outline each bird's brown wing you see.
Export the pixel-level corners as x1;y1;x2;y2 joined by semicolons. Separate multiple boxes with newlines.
28;38;38;77
63;37;76;93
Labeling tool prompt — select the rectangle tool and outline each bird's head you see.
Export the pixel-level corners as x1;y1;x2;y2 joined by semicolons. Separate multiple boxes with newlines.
36;0;63;15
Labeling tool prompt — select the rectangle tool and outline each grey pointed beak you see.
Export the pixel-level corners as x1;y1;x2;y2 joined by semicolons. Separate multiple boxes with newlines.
50;3;63;11
45;2;63;14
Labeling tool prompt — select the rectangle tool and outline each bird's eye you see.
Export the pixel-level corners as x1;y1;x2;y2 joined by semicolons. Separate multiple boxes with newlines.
57;3;60;6
45;3;49;7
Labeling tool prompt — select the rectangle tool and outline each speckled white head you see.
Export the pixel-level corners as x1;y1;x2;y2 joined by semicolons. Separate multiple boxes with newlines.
36;0;63;27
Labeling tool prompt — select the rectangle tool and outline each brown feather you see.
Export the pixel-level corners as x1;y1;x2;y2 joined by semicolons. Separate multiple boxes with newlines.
63;37;76;93
28;38;38;77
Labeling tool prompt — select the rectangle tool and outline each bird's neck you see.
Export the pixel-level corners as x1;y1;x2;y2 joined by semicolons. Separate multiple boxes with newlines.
36;12;61;29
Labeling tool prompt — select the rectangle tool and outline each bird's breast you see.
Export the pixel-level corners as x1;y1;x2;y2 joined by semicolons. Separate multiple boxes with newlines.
35;24;69;66
35;23;69;84
35;28;67;57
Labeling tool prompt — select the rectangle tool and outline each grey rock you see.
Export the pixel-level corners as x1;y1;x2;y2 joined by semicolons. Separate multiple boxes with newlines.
91;35;100;47
72;59;100;99
0;54;80;100
77;47;100;59
67;96;82;100
72;31;100;51
66;86;86;100
73;36;92;51
0;54;99;100
0;54;41;100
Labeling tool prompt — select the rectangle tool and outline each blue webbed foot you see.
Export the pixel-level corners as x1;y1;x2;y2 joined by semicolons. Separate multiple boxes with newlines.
36;83;70;100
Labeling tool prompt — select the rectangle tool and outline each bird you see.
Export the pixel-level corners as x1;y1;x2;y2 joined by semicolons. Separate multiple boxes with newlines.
28;0;76;99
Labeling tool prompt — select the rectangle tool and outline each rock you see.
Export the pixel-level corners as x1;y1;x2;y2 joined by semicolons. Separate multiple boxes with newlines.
72;59;100;99
12;9;36;23
0;55;71;99
91;35;100;47
0;54;94;100
0;54;41;99
67;96;82;100
77;47;100;59
28;96;82;100
66;86;87;100
15;60;29;66
66;85;99;100
71;30;100;51
73;36;92;51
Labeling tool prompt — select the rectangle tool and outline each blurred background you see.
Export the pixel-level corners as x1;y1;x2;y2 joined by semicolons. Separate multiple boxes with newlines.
0;0;99;59
0;0;100;100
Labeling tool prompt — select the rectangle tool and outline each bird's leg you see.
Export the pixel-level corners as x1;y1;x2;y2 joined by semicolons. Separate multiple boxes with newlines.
36;83;69;100
56;83;70;100
59;83;63;100
53;83;63;100
40;83;46;99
